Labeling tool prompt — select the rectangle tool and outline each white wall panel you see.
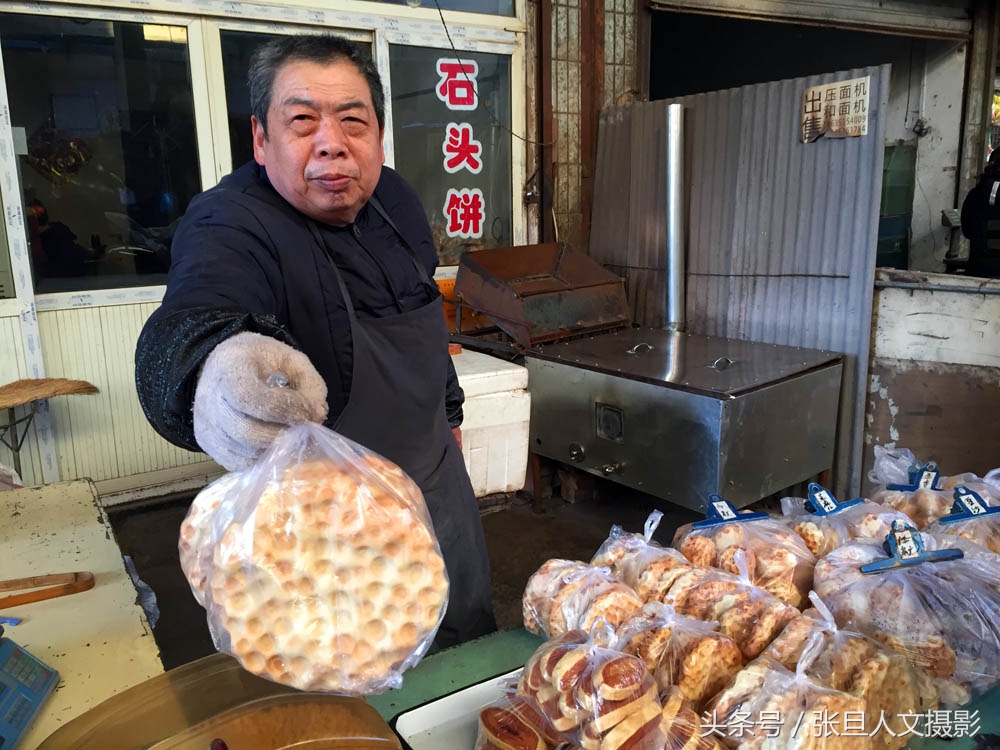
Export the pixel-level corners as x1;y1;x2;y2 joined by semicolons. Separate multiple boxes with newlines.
0;313;42;485
36;304;212;484
39;308;117;481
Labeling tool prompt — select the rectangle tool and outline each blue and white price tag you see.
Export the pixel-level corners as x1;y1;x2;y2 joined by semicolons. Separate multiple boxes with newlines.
939;486;1000;524
861;519;963;574
918;469;939;490
712;500;737;520
805;483;863;516
888;462;941;492
693;495;769;528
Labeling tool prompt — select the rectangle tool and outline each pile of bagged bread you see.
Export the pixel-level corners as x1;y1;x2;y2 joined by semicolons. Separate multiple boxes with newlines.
478;449;1000;750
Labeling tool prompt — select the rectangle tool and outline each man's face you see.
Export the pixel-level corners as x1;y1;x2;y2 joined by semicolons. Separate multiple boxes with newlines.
252;58;385;226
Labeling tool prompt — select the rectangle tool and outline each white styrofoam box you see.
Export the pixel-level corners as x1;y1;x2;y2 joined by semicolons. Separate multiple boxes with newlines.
452;349;528;398
452;350;530;497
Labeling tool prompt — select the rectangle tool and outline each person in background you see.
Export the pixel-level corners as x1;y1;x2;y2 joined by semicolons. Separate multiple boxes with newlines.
26;200;95;279
134;33;495;648
960;148;1000;278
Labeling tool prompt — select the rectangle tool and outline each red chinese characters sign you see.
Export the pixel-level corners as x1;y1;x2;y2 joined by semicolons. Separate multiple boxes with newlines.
437;57;485;239
444;188;485;238
442;123;483;174
435;59;479;110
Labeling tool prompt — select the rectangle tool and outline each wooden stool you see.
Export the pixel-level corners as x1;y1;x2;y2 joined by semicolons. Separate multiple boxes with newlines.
0;378;99;479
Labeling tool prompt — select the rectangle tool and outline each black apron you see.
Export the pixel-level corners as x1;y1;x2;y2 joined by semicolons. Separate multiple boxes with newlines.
306;202;496;648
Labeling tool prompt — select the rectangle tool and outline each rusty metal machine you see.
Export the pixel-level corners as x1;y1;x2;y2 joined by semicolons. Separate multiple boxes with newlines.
452;242;843;511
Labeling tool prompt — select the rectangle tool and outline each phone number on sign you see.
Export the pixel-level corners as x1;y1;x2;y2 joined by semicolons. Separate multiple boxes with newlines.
699;710;981;740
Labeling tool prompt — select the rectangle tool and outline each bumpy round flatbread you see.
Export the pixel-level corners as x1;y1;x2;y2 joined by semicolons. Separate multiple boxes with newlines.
179;472;245;606
207;457;448;693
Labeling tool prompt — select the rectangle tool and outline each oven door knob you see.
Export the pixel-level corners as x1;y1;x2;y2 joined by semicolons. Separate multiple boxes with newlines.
568;443;585;462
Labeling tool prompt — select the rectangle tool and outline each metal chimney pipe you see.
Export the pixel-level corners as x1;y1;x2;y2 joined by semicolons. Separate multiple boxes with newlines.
665;103;685;332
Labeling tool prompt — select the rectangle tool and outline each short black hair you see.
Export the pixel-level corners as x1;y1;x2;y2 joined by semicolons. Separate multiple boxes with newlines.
248;34;385;134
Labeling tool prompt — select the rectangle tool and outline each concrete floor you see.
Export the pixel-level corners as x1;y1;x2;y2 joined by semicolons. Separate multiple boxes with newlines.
108;479;701;670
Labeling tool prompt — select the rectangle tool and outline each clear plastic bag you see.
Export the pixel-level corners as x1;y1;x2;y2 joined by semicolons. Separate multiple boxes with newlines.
763;592;937;750
662;551;799;661
706;643;871;750
614;601;743;711
672;506;815;608
926;488;1000;555
476;688;563;750
522;560;642;639
591;511;697;604
868;445;1000;529
179;471;246;607
659;686;725;750
516;627;666;750
196;423;449;695
780;495;911;558
813;530;1000;705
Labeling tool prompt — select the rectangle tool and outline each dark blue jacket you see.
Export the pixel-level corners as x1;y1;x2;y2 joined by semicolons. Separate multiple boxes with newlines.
136;161;463;451
961;170;1000;278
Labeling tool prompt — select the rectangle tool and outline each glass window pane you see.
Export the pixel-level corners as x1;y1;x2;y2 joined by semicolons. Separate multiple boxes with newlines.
389;45;511;265
376;0;513;16
0;13;201;294
220;30;279;170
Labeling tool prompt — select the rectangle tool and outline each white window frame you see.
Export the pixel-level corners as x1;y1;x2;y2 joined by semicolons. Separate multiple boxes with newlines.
0;0;528;313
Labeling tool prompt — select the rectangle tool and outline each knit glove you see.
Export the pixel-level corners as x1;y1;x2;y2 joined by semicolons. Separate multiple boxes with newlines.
193;332;328;471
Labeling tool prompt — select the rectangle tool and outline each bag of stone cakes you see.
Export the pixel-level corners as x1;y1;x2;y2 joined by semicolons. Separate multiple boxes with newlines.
867;445;1000;529
189;422;449;695
780;483;911;558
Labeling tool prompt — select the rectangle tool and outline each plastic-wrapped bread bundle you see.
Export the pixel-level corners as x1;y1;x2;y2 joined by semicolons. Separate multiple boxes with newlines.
663;550;799;661
614;602;743;711
868;445;1000;529
813;520;1000;705
780;483;912;558
706;644;871;750
197;423;449;695
926;485;1000;554
591;511;697;603
523;560;643;639
179;471;246;606
476;690;563;750
658;687;724;750
516;627;666;750
763;592;937;750
672;496;815;608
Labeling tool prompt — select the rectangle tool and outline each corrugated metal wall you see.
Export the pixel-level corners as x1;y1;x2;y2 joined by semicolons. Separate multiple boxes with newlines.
591;65;890;497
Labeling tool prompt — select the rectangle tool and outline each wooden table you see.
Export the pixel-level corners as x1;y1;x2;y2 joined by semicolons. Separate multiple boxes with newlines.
0;378;98;479
0;480;163;747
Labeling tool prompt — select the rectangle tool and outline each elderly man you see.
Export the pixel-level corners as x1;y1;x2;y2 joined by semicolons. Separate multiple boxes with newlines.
136;34;496;647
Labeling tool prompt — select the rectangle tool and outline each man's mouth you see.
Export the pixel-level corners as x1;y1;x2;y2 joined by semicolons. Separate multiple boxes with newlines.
310;174;353;191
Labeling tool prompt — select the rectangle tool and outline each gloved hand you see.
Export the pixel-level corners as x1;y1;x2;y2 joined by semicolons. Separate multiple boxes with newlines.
193;332;328;471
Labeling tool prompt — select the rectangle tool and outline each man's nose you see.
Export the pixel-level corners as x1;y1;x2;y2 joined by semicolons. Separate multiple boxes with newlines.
314;117;347;158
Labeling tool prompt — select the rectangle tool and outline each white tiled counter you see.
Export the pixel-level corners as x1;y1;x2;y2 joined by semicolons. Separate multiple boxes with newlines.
0;480;163;747
452;350;530;498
